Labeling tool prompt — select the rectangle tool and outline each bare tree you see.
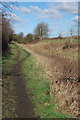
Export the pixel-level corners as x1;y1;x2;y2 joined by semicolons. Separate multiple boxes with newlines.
2;16;14;52
34;22;49;39
0;1;17;53
0;1;18;16
70;27;74;37
69;27;75;44
57;32;63;39
63;27;75;49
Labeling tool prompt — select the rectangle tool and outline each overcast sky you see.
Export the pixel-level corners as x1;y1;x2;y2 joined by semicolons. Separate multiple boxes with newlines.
3;1;79;37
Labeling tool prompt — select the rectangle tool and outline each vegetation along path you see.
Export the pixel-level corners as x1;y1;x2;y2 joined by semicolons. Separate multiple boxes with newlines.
3;44;72;118
12;46;35;118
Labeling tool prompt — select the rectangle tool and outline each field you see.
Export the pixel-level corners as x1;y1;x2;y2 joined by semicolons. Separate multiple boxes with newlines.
2;1;80;119
18;39;78;81
2;38;79;118
16;38;79;118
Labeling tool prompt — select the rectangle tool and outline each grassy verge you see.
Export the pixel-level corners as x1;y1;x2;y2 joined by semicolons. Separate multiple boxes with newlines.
2;43;72;118
2;43;18;118
2;43;30;118
44;39;78;43
22;49;72;118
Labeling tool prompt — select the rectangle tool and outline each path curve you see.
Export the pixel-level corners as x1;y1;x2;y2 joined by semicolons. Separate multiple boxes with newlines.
12;48;35;118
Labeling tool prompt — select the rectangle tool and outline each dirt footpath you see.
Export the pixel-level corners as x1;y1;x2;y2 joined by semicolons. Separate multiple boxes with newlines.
12;49;35;118
15;43;80;118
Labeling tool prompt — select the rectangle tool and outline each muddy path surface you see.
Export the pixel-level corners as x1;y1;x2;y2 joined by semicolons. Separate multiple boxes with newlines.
12;49;35;118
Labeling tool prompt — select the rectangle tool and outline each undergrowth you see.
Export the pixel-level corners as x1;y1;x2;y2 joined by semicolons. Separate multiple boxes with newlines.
22;50;72;118
2;43;72;118
2;43;18;118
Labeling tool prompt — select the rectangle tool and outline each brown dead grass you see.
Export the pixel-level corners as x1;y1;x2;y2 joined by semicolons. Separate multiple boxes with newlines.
15;41;79;118
15;41;78;83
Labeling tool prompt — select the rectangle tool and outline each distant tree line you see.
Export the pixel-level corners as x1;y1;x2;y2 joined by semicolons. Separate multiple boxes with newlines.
14;22;50;44
14;33;39;44
2;0;78;54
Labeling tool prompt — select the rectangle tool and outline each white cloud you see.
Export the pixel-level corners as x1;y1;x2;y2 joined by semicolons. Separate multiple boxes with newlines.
30;5;61;19
7;12;22;22
73;16;78;22
20;7;30;13
72;16;80;23
11;6;31;13
71;16;79;27
29;2;78;20
30;6;41;11
56;2;78;14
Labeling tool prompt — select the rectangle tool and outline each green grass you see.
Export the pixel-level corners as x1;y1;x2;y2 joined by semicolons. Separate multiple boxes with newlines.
2;43;72;118
2;43;29;118
43;39;78;44
2;43;18;118
44;39;66;43
2;44;17;76
22;50;72;118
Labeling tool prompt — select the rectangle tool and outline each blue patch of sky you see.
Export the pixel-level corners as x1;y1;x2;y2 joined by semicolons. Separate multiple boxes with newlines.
10;2;78;37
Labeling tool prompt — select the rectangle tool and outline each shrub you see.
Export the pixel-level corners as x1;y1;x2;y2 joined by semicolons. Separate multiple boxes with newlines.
2;16;14;53
34;35;40;39
63;38;72;49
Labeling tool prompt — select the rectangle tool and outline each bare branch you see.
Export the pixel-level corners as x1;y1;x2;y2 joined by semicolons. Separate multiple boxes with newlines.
0;1;18;16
